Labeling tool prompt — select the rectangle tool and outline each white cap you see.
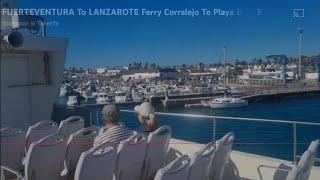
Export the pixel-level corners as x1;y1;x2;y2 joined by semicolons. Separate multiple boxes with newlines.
134;102;155;118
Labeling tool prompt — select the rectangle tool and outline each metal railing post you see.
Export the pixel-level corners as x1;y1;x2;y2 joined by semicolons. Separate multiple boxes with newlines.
89;111;92;125
96;111;99;125
293;123;297;165
213;117;216;142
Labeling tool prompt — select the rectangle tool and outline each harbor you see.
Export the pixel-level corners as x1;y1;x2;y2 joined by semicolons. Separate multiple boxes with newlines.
60;46;320;109
60;80;320;108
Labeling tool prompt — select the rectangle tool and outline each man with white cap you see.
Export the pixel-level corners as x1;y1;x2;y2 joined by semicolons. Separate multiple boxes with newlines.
134;102;158;133
93;104;133;146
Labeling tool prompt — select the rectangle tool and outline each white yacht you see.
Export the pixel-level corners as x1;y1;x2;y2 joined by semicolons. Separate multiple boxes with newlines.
67;95;78;106
114;91;128;103
208;47;248;109
96;92;110;104
208;96;248;109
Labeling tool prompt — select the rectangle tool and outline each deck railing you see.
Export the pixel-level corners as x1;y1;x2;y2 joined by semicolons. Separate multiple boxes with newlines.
53;104;320;165
119;110;320;165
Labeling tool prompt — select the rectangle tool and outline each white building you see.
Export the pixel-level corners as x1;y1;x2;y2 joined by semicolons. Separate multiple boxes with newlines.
122;68;178;81
107;69;121;76
96;68;107;74
122;66;129;70
305;73;319;80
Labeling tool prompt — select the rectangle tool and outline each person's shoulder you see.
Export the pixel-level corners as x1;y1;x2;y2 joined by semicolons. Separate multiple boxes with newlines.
138;124;152;133
94;133;107;145
94;131;108;140
104;125;132;134
115;124;130;131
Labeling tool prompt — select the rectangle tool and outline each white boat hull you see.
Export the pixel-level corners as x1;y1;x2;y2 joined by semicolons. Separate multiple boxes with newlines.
67;101;77;106
201;100;210;107
96;98;110;104
67;96;78;106
60;91;67;96
208;98;248;109
115;96;127;103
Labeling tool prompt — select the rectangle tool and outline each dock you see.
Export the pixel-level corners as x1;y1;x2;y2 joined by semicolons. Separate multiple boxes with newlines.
77;101;141;108
150;92;225;104
162;97;214;108
241;87;320;102
163;86;320;108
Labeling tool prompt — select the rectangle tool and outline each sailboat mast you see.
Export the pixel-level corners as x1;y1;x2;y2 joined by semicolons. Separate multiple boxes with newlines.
223;46;227;91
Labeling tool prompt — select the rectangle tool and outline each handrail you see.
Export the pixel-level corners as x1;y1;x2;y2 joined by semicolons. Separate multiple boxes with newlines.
119;109;320;165
120;110;320;126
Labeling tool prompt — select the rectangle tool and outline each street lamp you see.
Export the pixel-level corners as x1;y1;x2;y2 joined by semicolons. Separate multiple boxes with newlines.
298;28;304;79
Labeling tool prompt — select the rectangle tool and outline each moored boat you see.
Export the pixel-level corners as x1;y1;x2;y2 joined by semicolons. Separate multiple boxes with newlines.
67;96;78;106
208;97;248;109
96;92;110;104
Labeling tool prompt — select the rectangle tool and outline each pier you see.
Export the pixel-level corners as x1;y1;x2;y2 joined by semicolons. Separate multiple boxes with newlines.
241;87;320;102
79;101;141;108
163;83;320;108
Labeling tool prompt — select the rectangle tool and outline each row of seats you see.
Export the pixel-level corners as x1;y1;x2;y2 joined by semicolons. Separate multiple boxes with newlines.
155;132;234;180
0;117;172;180
3;117;317;180
1;116;85;178
75;125;172;180
155;134;319;180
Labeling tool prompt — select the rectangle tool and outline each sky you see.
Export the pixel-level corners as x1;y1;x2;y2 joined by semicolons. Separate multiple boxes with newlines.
17;0;320;68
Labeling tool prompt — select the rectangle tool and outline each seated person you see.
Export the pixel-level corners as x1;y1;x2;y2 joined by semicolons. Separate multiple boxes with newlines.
134;102;158;134
94;104;133;146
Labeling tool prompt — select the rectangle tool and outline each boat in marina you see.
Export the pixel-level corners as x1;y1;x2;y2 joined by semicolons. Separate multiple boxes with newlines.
96;92;110;104
67;95;78;106
114;91;128;103
208;96;248;108
208;47;248;109
131;92;145;103
1;1;319;180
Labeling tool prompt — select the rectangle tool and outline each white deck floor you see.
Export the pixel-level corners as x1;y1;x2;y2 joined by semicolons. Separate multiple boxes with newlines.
168;139;320;180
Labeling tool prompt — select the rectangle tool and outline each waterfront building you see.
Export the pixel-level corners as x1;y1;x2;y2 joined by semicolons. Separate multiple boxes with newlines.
305;73;319;80
122;68;178;81
96;68;107;74
107;69;121;76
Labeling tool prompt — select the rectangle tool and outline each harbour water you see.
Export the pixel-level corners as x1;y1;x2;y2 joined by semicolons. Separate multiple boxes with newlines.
54;95;320;162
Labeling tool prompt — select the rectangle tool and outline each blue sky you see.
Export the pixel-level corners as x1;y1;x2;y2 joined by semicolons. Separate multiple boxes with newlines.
18;0;320;68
